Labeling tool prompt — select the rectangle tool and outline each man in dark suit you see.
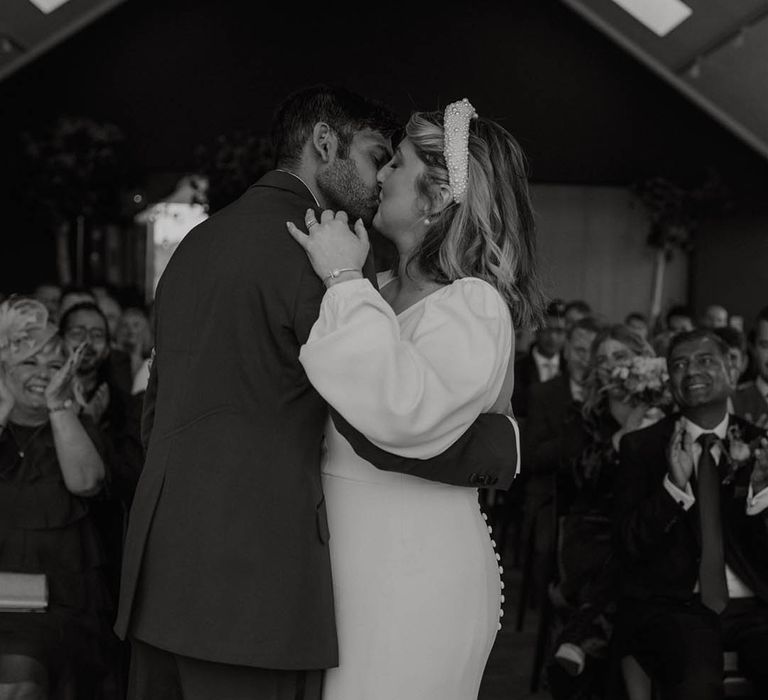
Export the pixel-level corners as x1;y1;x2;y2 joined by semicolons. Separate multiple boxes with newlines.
522;316;600;541
732;306;768;427
518;317;599;645
511;299;567;418
615;329;768;699
116;86;520;700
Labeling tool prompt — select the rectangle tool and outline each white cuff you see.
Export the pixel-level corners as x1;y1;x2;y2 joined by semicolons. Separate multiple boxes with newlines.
664;474;695;510
508;415;521;478
746;483;768;516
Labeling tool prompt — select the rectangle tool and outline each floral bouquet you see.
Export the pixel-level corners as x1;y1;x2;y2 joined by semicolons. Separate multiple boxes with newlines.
603;356;673;408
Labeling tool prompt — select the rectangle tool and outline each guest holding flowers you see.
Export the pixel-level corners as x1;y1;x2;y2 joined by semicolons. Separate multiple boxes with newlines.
0;297;111;699
550;325;669;696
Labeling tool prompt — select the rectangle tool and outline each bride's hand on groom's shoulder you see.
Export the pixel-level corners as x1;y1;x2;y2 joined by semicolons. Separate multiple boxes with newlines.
287;209;369;287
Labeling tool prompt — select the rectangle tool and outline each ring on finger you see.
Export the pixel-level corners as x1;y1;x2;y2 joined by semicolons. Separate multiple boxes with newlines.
306;218;318;230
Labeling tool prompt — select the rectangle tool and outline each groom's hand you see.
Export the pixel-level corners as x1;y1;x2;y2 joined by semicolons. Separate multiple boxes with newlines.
287;209;369;287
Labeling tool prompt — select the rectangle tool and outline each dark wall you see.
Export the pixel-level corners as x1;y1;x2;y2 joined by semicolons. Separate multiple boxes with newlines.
692;203;768;326
2;0;768;293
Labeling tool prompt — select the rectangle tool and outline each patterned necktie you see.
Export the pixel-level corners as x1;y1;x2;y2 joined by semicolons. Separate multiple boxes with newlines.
696;432;728;613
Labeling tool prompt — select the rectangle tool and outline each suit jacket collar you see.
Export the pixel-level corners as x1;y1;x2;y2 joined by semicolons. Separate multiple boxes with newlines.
253;170;379;289
253;170;319;206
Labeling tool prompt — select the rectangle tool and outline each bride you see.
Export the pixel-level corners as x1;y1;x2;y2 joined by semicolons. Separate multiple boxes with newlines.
287;98;544;700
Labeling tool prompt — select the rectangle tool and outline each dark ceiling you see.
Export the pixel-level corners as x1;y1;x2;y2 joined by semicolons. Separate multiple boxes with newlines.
0;0;127;81
565;0;768;161
1;0;768;190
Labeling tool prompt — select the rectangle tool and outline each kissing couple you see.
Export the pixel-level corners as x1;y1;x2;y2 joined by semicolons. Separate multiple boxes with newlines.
116;85;545;700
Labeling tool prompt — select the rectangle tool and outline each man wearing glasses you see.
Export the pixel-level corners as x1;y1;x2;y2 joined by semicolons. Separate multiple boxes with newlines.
59;301;145;600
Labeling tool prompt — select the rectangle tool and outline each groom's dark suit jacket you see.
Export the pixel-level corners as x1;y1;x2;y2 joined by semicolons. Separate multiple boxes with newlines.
615;414;768;605
115;170;519;670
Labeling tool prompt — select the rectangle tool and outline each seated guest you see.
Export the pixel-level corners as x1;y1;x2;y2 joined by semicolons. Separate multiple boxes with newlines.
115;307;153;380
59;302;143;505
565;300;592;328
551;325;664;689
32;283;62;322
0;297;111;699
95;291;123;342
58;286;96;318
615;329;768;699
524;317;602;503
521;317;601;630
702;304;729;329
732;306;768;428
713;327;750;390
651;329;675;358
625;312;649;340
512;299;567;417
665;304;695;334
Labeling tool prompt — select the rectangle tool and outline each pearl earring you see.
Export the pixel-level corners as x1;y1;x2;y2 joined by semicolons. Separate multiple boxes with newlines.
424;218;431;225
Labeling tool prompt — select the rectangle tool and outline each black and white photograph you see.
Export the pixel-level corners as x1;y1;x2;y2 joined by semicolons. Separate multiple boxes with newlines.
1;1;768;698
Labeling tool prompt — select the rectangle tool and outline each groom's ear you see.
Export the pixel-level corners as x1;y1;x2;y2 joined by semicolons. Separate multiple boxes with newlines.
311;122;339;164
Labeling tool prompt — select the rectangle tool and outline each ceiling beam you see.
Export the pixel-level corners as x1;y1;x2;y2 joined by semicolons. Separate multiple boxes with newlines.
562;0;768;161
0;0;128;83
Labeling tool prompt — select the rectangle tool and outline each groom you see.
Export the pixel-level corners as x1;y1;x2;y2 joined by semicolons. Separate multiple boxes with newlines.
116;85;520;700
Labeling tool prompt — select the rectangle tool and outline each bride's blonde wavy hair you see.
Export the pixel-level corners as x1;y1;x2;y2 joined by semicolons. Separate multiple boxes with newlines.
403;111;545;329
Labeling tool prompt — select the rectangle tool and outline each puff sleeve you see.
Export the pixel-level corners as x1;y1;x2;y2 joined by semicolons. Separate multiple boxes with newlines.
299;277;512;459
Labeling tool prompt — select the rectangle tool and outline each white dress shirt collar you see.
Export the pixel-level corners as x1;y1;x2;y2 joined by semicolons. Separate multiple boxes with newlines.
680;412;729;444
531;347;560;382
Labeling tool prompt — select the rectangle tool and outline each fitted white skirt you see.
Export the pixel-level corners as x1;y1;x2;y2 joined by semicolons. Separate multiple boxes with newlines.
320;445;502;700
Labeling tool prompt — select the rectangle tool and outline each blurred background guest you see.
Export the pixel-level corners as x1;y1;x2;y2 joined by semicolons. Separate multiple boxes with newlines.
732;306;768;428
93;291;123;342
702;304;729;329
624;312;649;341
518;317;602;641
564;300;592;329
666;305;695;334
714;326;750;389
114;307;153;382
33;283;62;323
513;299;567;418
58;287;97;318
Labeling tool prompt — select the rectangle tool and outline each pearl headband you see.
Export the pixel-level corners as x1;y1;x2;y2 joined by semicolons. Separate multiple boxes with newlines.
443;98;478;204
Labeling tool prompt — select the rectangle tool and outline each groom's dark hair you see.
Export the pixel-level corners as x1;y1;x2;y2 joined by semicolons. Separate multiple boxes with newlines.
272;85;399;168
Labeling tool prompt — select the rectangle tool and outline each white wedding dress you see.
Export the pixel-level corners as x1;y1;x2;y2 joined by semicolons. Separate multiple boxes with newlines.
299;275;519;700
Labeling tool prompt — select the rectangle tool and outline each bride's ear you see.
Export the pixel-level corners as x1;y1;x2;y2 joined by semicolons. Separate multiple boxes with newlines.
311;122;338;164
431;183;454;216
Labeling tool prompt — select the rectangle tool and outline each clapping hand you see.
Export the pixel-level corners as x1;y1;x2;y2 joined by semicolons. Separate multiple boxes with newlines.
0;364;15;423
45;342;87;411
667;418;695;490
286;209;369;286
74;381;110;424
745;412;768;430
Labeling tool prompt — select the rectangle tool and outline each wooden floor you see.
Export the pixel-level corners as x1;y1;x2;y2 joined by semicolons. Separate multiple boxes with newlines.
479;554;552;700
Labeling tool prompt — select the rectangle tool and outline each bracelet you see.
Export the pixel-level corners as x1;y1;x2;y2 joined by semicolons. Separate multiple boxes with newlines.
48;399;74;414
322;268;361;285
